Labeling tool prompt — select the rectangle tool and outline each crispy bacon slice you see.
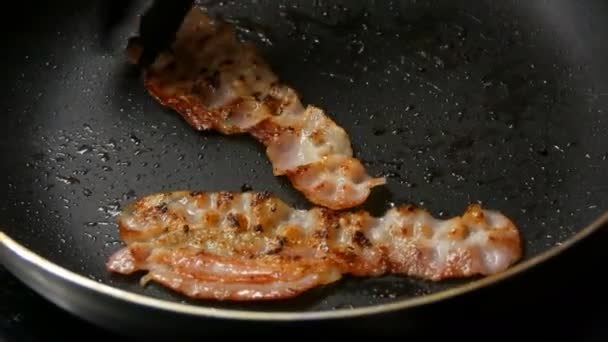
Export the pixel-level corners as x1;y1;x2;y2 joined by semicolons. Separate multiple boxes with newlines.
107;191;523;301
126;6;386;210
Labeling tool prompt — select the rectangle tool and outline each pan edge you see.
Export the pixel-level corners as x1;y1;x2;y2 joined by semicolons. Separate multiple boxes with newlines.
1;211;607;322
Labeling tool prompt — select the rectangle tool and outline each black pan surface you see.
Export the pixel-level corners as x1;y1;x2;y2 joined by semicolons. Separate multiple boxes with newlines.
1;0;607;313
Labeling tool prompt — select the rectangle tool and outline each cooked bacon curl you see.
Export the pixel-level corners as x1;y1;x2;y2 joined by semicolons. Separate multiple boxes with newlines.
107;191;523;301
127;6;385;210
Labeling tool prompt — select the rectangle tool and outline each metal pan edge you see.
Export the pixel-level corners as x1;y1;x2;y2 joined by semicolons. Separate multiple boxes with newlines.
1;211;607;323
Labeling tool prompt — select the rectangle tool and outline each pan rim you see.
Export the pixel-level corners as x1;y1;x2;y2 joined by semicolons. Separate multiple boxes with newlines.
1;210;607;321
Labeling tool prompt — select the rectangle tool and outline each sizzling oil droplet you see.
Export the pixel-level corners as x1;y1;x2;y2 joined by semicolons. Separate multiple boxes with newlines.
130;134;141;145
56;175;80;185
84;232;97;241
77;145;92;155
99;202;121;217
122;190;136;200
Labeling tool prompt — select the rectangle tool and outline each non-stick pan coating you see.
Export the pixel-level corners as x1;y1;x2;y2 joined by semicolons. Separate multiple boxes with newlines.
1;0;607;312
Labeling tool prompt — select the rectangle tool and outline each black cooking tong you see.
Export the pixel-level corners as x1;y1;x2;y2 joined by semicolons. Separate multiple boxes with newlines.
101;0;195;67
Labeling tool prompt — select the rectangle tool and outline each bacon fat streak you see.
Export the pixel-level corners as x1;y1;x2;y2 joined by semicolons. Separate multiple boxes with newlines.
107;191;522;301
127;7;386;210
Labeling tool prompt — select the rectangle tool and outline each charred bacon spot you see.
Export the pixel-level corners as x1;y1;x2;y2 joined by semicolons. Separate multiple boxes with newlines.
155;203;168;214
183;225;190;233
253;224;264;233
251;191;272;206
353;231;372;248
216;192;235;209
225;213;248;232
318;208;340;229
190;191;203;197
205;70;221;90
313;228;329;240
335;249;358;264
226;213;239;228
267;236;287;254
399;205;417;214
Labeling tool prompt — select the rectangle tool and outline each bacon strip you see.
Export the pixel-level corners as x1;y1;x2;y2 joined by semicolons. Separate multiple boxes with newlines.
127;6;386;210
107;191;522;301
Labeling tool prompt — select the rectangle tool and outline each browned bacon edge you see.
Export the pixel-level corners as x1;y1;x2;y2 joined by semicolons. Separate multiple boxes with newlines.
106;191;523;301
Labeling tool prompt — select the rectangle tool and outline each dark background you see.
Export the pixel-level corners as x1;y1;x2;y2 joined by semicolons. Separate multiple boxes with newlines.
2;226;606;340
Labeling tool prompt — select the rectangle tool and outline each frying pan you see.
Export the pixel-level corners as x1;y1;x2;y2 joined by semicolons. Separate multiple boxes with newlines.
1;0;608;337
